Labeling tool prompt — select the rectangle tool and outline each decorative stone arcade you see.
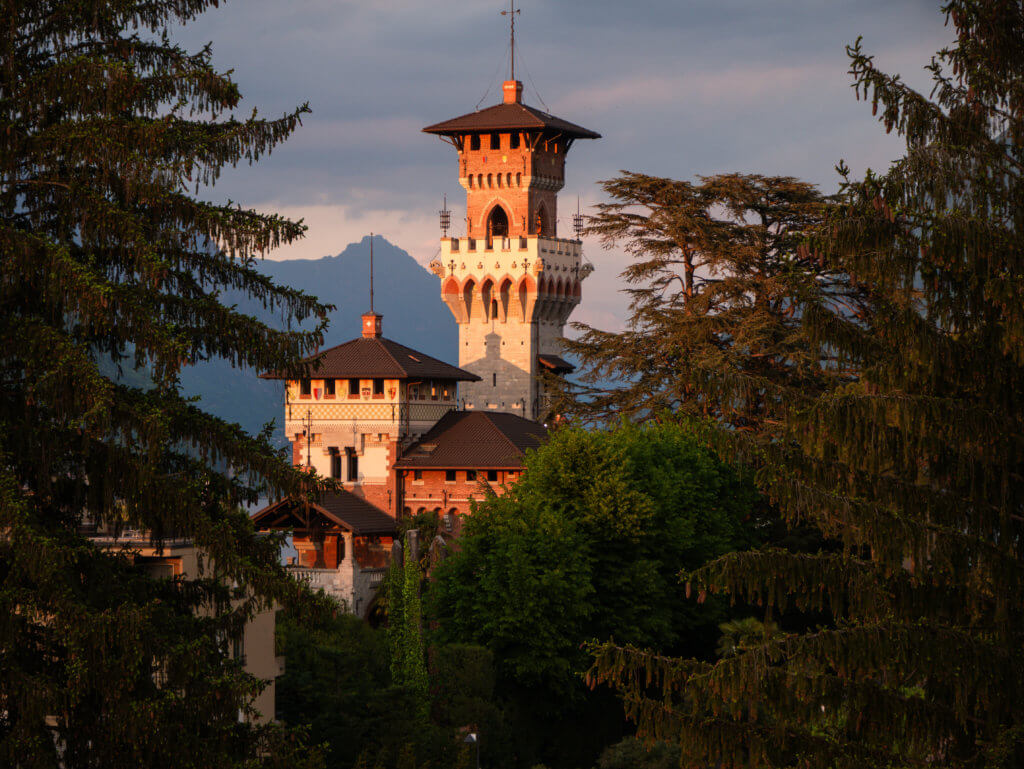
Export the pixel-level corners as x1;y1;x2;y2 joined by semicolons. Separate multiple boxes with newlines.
424;79;600;419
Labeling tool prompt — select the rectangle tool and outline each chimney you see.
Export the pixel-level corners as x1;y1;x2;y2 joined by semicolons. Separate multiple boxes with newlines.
502;80;523;104
362;312;382;339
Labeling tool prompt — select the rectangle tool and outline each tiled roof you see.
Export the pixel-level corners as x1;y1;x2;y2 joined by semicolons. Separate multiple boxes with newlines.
537;354;575;374
251;489;398;536
261;337;481;381
423;101;600;140
393;410;547;469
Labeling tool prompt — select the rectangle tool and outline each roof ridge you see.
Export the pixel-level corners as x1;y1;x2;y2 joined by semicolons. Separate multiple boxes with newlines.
480;411;523;455
375;337;407;373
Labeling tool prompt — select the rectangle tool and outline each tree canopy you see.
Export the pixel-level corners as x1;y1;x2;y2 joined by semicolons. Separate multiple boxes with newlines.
557;173;864;432
1;1;330;765
429;421;760;768
588;2;1024;767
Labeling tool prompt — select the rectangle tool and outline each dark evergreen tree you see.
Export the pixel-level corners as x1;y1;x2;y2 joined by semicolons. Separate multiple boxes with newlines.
589;2;1024;767
557;173;863;432
0;1;331;766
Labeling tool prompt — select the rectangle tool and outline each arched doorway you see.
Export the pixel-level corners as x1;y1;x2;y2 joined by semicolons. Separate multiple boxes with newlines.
487;205;509;243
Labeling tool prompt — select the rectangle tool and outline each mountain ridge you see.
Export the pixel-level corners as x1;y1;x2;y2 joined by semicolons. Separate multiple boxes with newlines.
177;235;457;442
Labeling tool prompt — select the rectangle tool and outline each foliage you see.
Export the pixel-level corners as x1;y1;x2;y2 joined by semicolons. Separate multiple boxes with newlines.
588;2;1024;767
0;1;331;765
714;616;780;659
429;421;760;768
401;544;430;720
277;610;468;769
557;173;863;431
595;737;681;769
429;643;499;730
385;534;429;721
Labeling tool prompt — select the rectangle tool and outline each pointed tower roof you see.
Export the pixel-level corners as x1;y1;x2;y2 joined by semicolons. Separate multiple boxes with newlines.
260;315;481;381
423;80;600;140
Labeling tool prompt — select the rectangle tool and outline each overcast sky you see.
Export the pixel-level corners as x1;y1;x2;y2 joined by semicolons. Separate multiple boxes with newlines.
173;1;954;331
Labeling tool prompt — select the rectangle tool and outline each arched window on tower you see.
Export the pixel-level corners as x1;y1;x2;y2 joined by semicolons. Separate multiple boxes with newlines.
499;278;512;322
487;206;509;244
516;172;522;187
481;280;493;321
463;279;476;321
487;173;493;188
535;203;549;236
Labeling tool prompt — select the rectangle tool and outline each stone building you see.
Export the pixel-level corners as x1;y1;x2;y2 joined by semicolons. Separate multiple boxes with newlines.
86;527;284;723
264;312;480;516
393;410;546;534
424;77;599;420
251;71;597;615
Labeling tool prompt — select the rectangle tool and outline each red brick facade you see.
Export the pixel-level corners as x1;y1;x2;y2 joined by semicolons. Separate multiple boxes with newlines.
460;131;565;240
398;467;520;532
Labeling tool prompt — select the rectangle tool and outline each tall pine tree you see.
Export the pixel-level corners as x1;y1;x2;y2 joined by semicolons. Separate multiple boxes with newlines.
1;1;330;766
556;173;863;433
588;2;1024;767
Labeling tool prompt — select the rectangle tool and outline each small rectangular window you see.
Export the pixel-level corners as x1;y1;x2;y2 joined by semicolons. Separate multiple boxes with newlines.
445;470;456;483
470;134;481;151
510;132;520;150
300;379;311;396
487;470;498;482
349;379;360;397
325;379;336;397
330;449;341;480
492;373;497;387
346;448;358;482
466;470;477;482
373;378;384;396
413;470;423;481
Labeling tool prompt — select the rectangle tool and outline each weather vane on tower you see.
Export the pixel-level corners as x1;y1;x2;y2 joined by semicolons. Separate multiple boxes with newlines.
501;0;521;81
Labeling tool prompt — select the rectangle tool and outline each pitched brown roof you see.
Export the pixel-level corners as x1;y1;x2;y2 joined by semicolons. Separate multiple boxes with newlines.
394;411;547;469
252;489;397;536
537;354;575;374
423;101;600;140
261;337;481;381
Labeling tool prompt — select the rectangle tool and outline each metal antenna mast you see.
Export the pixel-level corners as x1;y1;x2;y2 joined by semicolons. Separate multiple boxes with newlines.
301;408;314;467
369;232;374;312
501;0;520;80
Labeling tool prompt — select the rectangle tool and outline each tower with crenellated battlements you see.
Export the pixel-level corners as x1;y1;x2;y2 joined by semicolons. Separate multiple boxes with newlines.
424;78;599;420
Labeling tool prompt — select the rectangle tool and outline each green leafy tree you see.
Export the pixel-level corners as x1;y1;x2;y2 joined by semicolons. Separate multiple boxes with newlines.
589;2;1024;767
277;610;435;769
429;421;759;768
0;1;331;766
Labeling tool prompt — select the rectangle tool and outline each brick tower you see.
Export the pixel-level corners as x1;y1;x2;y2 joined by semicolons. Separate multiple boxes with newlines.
424;79;599;420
